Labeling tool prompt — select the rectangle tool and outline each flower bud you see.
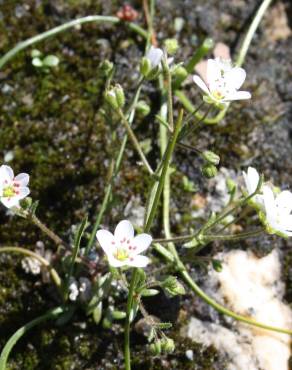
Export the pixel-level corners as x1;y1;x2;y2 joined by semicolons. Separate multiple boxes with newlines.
164;38;179;55
136;100;151;116
115;84;125;108
162;276;185;296
141;288;160;297
173;66;188;87
104;85;125;109
202;150;220;165
111;310;127;320
140;57;152;77
226;178;236;194
212;259;223;272
149;340;162;356
100;59;114;76
161;337;175;353
202;164;218;178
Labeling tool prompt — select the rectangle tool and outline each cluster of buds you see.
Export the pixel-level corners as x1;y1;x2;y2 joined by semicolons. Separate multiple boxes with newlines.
201;150;220;179
149;337;175;356
104;84;125;110
161;276;185;297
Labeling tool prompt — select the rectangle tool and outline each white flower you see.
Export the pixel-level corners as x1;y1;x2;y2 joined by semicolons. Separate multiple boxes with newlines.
146;46;164;68
68;277;79;301
0;165;30;208
96;220;152;268
21;257;42;275
262;186;292;237
193;58;251;104
242;167;264;206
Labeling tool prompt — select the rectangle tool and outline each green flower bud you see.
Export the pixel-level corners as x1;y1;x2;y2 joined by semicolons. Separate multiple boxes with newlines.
202;164;218;179
104;89;119;109
140;57;152;77
226;178;236;194
173;66;188;87
162;276;185;296
100;59;114;76
212;259;223;272
111;310;127;320
161;337;175;353
202;150;220;166
141;289;160;297
149;340;162;356
31;49;42;58
114;84;125;108
136;100;151;116
164;38;179;55
104;85;125;109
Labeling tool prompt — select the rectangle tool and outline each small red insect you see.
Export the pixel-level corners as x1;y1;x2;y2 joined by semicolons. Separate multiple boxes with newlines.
116;4;139;22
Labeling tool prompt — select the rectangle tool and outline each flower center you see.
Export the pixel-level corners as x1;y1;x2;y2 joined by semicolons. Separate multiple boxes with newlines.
115;248;129;261
3;185;16;198
212;90;224;100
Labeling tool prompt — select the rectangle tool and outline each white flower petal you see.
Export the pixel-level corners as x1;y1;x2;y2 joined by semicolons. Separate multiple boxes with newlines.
222;91;251;101
107;255;127;268
18;186;30;200
132;233;152;255
206;59;221;85
275;190;292;213
0;165;14;184
243;167;260;195
146;46;163;68
114;220;134;241
224;67;246;89
128;255;151;268
14;173;30;187
263;186;276;212
1;196;19;208
193;75;210;95
96;229;116;255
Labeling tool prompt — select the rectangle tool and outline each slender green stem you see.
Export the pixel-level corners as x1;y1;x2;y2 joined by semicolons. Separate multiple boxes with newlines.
162;59;174;132
124;268;138;370
180;269;292;335
177;142;201;155
85;83;143;256
175;90;227;125
154;229;263;244
118;109;154;175
236;0;273;67
205;179;263;233
0;16;147;69
30;214;68;247
0;246;61;287
185;38;214;74
205;229;263;240
145;110;183;232
154;244;292;335
0;306;65;370
178;105;212;140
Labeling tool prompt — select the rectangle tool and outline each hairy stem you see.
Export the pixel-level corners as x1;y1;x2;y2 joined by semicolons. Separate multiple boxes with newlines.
30;214;68;248
118;109;154;175
0;246;61;287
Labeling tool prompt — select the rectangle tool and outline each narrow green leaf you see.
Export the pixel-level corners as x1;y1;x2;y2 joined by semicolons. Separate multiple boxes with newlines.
0;306;64;370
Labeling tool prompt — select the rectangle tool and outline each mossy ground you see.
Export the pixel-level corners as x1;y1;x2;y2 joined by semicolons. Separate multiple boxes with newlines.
0;0;291;368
